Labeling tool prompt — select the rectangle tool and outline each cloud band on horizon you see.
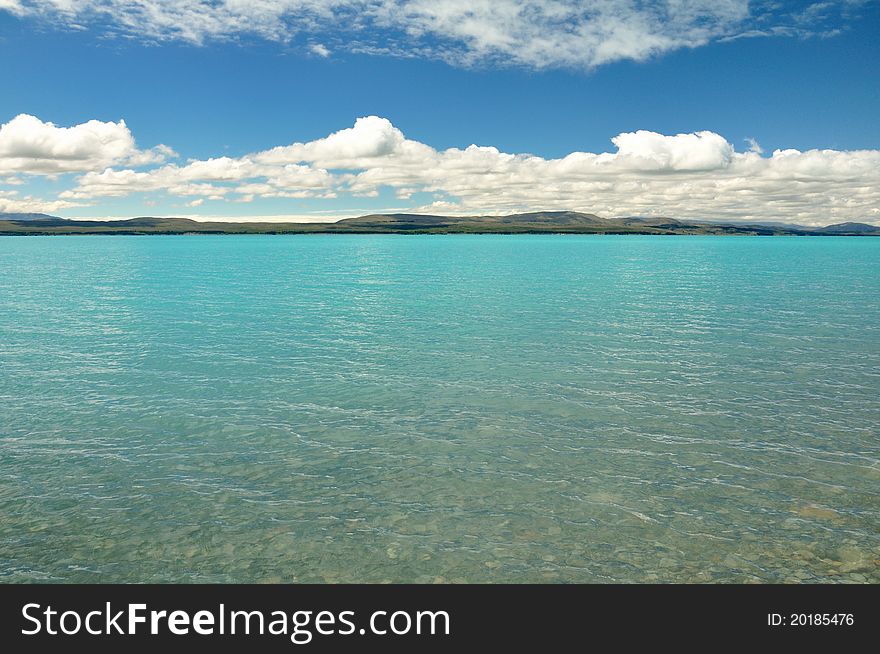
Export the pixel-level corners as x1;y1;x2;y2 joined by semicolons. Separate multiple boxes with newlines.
0;114;878;226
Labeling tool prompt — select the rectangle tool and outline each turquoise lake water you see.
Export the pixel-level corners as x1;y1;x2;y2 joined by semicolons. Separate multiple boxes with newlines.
0;235;878;583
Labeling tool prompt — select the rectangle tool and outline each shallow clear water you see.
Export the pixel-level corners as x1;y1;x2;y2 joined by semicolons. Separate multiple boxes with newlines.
0;235;878;583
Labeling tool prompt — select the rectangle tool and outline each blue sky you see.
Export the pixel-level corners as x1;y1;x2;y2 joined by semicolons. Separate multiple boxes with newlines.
0;1;878;224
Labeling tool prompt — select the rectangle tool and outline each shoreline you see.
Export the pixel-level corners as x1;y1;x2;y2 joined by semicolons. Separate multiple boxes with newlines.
1;229;877;237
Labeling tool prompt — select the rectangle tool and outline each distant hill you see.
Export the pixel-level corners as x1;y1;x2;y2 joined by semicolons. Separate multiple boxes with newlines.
339;211;608;230
815;222;880;235
332;212;804;234
1;211;878;235
0;212;58;222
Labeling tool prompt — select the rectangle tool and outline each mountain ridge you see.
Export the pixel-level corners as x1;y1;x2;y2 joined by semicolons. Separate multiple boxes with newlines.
1;211;878;235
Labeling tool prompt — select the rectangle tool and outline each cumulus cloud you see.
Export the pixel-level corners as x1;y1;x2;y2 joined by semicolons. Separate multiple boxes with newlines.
309;43;331;57
0;1;866;69
255;116;431;169
0;189;79;214
608;130;735;171
0;114;174;175
20;114;874;226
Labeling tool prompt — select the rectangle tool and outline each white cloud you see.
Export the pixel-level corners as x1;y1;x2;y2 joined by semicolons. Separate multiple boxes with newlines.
608;130;734;171
0;114;174;175
309;43;331;57
255;116;429;168
745;137;764;154
35;115;878;226
0;189;80;213
0;1;864;69
0;1;24;16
